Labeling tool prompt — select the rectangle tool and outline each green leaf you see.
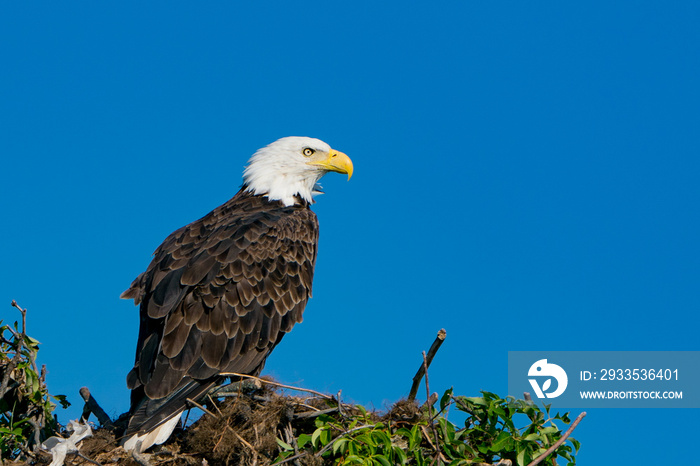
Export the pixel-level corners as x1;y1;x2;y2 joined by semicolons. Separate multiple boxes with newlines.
571;438;581;452
315;414;333;427
463;396;488;406
343;454;364;464
274;450;293;462
0;426;22;435
276;438;293;451
373;455;392;466
311;428;324;448
320;428;332;447
297;433;312;448
560;450;573;462
52;395;71;409
393;445;408;465
490;431;512;451
355;433;374;448
410;425;422;449
23;334;41;347
333;437;349;455
356;404;368;417
489;404;506;418
371;430;391;450
440;387;454;411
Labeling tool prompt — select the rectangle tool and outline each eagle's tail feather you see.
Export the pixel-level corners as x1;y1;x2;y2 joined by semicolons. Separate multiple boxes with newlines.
123;377;219;453
122;412;182;453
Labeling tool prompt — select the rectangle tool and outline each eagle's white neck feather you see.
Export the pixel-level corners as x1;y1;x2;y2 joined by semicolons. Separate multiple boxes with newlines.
242;137;330;206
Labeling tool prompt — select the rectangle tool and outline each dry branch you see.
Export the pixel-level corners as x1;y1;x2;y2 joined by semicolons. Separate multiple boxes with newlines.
219;372;334;400
186;398;219;419
3;300;44;452
1;301;29;399
422;351;443;461
80;387;115;428
408;329;446;401
526;411;586;466
292;407;338;419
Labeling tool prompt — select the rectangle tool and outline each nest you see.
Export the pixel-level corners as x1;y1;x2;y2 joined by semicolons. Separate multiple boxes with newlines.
27;379;422;466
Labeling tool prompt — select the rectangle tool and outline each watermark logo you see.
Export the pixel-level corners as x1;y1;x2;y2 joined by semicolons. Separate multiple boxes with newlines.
528;359;568;398
510;351;698;408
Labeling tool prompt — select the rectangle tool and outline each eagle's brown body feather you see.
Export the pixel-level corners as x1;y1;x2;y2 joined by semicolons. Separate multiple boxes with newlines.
122;188;318;436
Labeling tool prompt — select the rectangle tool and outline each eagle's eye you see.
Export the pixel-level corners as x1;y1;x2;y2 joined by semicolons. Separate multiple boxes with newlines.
303;148;315;157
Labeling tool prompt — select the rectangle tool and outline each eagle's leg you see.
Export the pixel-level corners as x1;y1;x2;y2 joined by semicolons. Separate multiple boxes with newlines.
208;378;263;398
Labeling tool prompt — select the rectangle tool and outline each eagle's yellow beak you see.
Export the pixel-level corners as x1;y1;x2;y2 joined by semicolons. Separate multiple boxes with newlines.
308;149;353;180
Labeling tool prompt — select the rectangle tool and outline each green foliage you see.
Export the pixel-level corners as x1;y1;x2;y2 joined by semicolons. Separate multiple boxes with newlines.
450;391;578;466
274;389;580;466
0;304;70;460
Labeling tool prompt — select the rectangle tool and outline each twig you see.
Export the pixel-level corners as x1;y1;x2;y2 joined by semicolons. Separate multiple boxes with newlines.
271;450;308;465
291;427;303;466
219;372;333;400
423;353;433;415
419;425;435;449
186;398;219;418
408;329;446;401
25;417;42;453
293;402;321;412
422;352;442;458
213;392;272;403
0;348;21;398
293;407;338;419
526;412;586;466
233;431;258;466
314;424;376;458
10;301;38;374
281;422;301;466
336;390;344;417
473;461;512;466
207;394;224;417
421;393;438;411
1;301;29;399
213;430;227;452
79;387;115;428
73;451;104;466
10;300;27;339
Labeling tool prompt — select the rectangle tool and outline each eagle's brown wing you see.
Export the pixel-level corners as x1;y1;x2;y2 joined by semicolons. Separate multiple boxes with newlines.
123;189;318;434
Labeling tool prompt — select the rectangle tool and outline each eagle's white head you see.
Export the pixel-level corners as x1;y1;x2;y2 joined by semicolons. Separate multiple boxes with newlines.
243;136;353;206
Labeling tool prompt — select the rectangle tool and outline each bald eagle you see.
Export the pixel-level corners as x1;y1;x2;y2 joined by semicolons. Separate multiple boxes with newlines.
121;137;353;452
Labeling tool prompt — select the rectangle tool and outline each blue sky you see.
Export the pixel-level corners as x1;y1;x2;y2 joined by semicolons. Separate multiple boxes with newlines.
2;1;699;463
